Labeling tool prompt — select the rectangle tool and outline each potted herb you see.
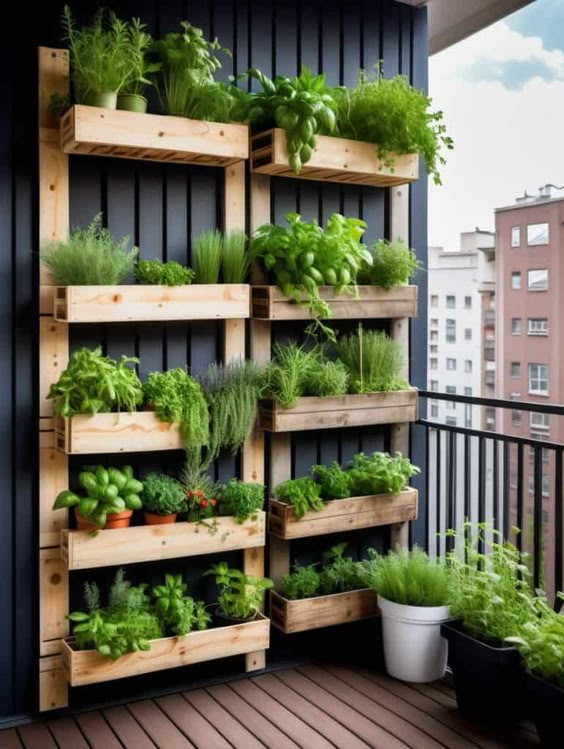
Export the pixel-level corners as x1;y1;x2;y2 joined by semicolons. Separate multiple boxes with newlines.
117;18;160;112
205;562;273;625
335;325;407;394
135;259;195;286
273;477;324;519
218;479;264;523
180;462;219;522
140;472;186;525
53;465;143;530
442;524;533;722
360;547;450;682
62;6;131;109
358;239;421;289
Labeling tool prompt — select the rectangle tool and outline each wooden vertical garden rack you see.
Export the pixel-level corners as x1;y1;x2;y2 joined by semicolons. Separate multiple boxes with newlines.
38;48;264;711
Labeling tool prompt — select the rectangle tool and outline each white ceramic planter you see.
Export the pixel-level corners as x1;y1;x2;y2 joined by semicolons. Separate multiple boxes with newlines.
378;595;450;683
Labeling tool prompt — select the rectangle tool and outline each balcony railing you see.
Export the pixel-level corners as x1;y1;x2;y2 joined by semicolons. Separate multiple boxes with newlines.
415;392;564;602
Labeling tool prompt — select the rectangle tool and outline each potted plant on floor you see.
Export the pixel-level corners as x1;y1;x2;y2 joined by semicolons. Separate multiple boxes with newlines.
141;472;186;525
205;562;273;625
360;546;450;682
442;524;533;723
53;465;143;531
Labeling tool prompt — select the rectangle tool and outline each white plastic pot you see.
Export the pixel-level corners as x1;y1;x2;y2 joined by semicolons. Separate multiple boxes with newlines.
378;595;450;683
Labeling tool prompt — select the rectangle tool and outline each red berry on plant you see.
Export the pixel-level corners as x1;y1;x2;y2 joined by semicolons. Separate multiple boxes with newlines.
210;498;217;506
200;499;207;508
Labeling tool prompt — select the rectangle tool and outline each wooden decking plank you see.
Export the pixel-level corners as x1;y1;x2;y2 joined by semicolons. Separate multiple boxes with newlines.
0;729;24;748
182;689;265;749
276;667;410;749
324;665;477;749
410;681;459;709
47;717;90;749
16;723;58;749
155;693;231;749
103;705;157;749
253;672;370;749
126;700;193;748
229;677;334;749
206;683;300;749
75;711;123;749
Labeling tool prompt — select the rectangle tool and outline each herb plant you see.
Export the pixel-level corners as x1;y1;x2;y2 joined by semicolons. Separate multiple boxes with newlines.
273;477;324;519
53;464;143;529
280;564;320;600
359;239;421;289
260;343;319;409
312;462;350;499
41;214;138;285
302;360;349;398
181;466;219;522
319;543;365;594
193;229;222;284
506;599;564;687
360;546;450;606
218;479;264;523
346;452;420;496
47;346;143;418
205;562;273;620
334;67;453;185
222;230;249;283
335;325;407;393
152;574;210;636
135;259;195;286
119;17;160;97
140;472;186;516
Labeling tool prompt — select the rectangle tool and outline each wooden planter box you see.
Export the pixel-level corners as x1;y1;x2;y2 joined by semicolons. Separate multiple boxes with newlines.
60;105;249;167
269;489;417;539
251;129;418;187
270;589;378;633
251;285;417;320
259;389;417;432
61;512;266;570
54;284;250;323
55;412;183;454
62;614;270;686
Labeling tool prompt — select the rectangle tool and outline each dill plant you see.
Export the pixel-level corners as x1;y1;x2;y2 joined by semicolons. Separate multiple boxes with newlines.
335;325;407;393
41;214;138;285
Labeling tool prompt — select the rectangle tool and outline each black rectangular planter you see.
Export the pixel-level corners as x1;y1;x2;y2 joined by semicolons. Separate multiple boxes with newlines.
441;620;525;723
527;672;564;747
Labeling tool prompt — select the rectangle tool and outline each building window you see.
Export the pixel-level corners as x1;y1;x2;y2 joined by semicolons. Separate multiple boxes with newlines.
430;358;438;370
527;222;549;246
485;408;495;426
446;400;456;410
446;295;455;308
430;380;438;392
530;412;550;430
430;318;439;327
430;344;438;354
511;318;521;335
465;404;472;427
446;416;457;427
527;475;549;497
528;318;548;336
464;360;472;373
446;358;457;371
464;296;472;309
529;446;550;463
446;385;456;394
446;319;456;343
512;410;522;425
464;328;472;341
430;404;438;418
511;362;521;378
511;272;521;289
430;330;438;342
528;269;548;290
511;226;520;247
528;363;549;395
430;294;438;308
464;387;472;396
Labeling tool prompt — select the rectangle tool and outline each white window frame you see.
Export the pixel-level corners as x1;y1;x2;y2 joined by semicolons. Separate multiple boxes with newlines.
530;412;550;430
528;269;548;291
527;222;549;246
511;272;521;290
527;318;548;336
446;358;457;371
511;318;521;335
528;363;549;396
511;226;520;247
446;319;456;343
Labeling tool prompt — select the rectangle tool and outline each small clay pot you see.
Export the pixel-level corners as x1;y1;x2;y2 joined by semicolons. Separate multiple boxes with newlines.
104;509;133;529
144;512;177;525
74;508;97;532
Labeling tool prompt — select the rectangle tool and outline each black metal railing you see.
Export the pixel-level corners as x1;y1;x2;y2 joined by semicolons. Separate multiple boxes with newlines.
414;392;564;601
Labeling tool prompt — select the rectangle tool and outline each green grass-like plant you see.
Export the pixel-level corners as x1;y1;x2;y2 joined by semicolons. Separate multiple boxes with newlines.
193;229;222;284
335;325;407;393
120;17;160;97
141;473;186;515
302;360;349;397
41;214;138;285
360;239;421;289
222;230;249;283
135;259;195;286
260;343;323;408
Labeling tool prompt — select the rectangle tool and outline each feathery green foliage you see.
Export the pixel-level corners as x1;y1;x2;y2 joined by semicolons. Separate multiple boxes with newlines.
279;543;364;599
141;473;186;515
261;343;333;408
193;229;223;284
218;479;264;523
135;259;194;286
222;230;249;283
302;360;349;397
120;17;160;96
311;462;351;499
273;477;324;519
360;239;421;289
280;564;320;600
335;325;407;393
41;214;138;285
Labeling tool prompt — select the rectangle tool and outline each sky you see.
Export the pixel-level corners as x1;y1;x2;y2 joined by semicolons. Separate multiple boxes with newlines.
428;0;564;249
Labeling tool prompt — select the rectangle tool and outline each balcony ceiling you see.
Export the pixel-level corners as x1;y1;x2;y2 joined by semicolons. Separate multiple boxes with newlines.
397;0;535;54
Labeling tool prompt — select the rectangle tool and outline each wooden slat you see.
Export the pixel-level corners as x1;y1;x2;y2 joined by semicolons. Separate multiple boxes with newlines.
206;683;300;749
0;729;24;748
16;724;58;749
182;689;264;749
39;548;68;646
244;546;266;672
62;615;270;686
55;412;184;454
156;694;231;748
251;129;418;188
126;701;193;748
47;718;89;749
39;317;68;418
53;284;250;323
269;489;418;539
74;712;123;749
102;706;157;749
62;513;266;570
270;589;379;633
251;285;418;320
39;446;68;548
268;432;292;584
61;106;249;166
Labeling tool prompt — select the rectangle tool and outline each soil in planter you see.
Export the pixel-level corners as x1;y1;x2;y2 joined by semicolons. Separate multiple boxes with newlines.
209;604;257;628
441;620;526;723
527;672;564;747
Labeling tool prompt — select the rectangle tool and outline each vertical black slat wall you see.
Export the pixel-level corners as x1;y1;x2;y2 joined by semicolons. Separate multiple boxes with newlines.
0;0;428;719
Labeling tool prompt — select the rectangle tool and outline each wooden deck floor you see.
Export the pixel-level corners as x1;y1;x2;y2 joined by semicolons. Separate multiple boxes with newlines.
1;664;539;748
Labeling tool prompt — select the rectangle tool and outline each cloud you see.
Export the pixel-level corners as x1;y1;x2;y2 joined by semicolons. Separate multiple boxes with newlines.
428;15;564;250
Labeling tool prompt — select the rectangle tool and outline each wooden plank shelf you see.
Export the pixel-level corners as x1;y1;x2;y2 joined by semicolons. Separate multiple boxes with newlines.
270;589;378;634
61;513;266;570
269;489;418;540
259;389;417;432
61;105;249;167
251;129;418;187
55;412;183;454
62;614;270;686
251;285;417;320
53;284;250;323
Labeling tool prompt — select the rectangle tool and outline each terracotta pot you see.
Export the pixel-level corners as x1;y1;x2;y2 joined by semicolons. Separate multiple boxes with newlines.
104;509;133;529
74;508;97;532
144;512;177;525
